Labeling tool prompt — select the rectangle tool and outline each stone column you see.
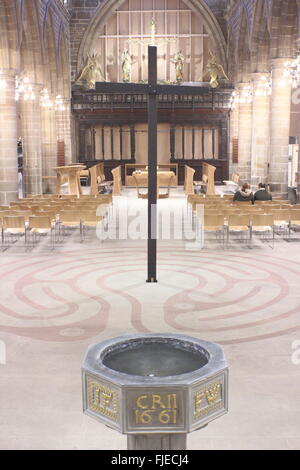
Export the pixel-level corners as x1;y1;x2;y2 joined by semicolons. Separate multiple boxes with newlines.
41;106;57;194
21;84;43;196
237;83;252;183
0;69;19;205
56;100;73;165
250;73;271;187
229;94;239;178
269;58;292;196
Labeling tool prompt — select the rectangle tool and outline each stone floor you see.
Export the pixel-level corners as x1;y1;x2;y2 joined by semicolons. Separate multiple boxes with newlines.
0;188;300;450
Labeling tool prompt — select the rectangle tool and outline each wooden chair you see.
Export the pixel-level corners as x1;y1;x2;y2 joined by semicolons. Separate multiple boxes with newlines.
28;216;55;246
2;216;27;246
227;214;251;245
10;210;33;222
134;176;148;199
79;210;104;241
59;211;83;241
158;176;173;199
234;201;253;206
271;210;290;239
33;210;58;222
289;209;300;238
262;204;283;212
203;214;226;247
251;214;275;247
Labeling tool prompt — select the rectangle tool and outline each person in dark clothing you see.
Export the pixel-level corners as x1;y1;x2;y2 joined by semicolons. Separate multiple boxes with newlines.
233;183;253;203
253;183;272;202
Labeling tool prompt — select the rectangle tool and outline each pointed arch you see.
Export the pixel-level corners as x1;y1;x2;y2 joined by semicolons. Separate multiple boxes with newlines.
0;0;19;69
250;0;271;72
76;0;227;79
57;27;71;98
20;0;43;83
236;6;251;80
43;9;59;93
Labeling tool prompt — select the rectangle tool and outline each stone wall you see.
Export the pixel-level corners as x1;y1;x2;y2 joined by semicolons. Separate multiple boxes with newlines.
70;0;103;81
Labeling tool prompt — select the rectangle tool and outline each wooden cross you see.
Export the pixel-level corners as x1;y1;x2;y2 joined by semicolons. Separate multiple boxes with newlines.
96;46;208;283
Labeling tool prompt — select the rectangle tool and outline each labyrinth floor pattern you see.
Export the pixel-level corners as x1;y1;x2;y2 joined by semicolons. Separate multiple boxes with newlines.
0;192;300;450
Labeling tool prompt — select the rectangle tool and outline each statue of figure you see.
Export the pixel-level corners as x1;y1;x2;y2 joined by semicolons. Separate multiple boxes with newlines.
201;51;229;88
75;52;105;89
171;51;185;84
121;49;135;83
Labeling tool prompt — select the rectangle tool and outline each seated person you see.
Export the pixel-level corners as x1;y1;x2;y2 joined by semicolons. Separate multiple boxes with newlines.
233;183;253;203
253;183;272;202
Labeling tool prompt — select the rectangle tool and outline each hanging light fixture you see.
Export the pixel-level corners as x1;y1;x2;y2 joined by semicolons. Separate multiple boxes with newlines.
229;90;238;109
15;75;35;101
254;75;272;96
230;74;272;109
280;51;300;88
40;88;53;108
230;84;253;108
54;95;66;111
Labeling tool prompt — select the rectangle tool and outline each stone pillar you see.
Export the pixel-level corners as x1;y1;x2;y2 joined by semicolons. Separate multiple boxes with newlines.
229;95;239;178
269;58;292;196
56;100;73;165
250;73;271;187
21;84;43;196
41;106;57;194
0;69;19;205
237;83;252;183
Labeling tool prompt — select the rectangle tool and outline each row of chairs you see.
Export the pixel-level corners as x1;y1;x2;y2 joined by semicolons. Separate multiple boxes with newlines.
201;212;300;248
0;194;113;248
0;212;105;247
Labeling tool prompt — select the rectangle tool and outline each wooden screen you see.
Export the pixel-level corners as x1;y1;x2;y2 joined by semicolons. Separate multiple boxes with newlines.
232;137;238;164
57;140;65;167
93;0;215;83
174;126;220;160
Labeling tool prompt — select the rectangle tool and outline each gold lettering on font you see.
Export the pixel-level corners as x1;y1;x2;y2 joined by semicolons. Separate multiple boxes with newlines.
87;378;118;422
193;382;222;419
134;393;178;426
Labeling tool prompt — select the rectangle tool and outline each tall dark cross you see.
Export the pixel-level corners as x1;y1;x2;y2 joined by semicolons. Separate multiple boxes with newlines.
96;46;206;283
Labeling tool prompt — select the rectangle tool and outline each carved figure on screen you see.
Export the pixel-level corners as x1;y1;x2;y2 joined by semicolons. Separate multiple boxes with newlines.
121;49;135;83
202;51;229;88
171;51;185;84
75;53;105;89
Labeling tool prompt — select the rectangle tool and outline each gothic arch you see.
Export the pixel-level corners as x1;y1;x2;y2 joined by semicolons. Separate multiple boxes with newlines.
250;0;270;73
236;6;251;81
20;0;43;83
0;0;19;69
43;11;59;93
57;29;71;98
76;0;228;80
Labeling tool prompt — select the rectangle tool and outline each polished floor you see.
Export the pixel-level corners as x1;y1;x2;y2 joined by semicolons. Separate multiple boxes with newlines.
0;188;300;450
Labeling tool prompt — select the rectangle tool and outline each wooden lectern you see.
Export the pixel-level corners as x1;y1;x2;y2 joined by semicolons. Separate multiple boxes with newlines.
184;166;196;195
89;162;105;196
202;163;216;195
53;165;86;197
112;166;122;196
